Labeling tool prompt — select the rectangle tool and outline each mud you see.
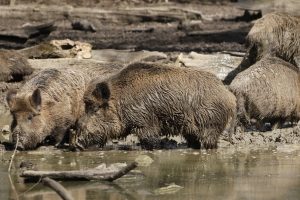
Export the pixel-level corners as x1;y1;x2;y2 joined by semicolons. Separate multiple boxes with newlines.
0;0;300;150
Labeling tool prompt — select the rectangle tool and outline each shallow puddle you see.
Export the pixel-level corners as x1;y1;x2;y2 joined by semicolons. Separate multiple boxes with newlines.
1;146;300;200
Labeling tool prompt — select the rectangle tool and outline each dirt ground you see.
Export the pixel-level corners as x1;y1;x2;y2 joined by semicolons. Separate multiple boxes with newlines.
0;0;250;51
0;0;300;150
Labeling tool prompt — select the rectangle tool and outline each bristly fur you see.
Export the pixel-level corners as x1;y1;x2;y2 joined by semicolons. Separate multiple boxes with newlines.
77;62;237;150
0;49;33;82
224;12;300;84
6;63;123;150
230;56;300;130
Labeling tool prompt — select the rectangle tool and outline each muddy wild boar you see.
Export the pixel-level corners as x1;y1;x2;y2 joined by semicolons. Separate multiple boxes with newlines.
224;12;300;84
230;56;300;131
6;64;122;150
74;62;237;150
0;49;33;82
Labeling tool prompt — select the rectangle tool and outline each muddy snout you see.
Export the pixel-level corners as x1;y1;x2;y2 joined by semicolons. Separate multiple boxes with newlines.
69;120;85;151
11;132;25;150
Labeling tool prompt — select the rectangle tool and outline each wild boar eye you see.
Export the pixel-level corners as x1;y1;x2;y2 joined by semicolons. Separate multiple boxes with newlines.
85;102;100;113
93;105;100;112
28;114;33;121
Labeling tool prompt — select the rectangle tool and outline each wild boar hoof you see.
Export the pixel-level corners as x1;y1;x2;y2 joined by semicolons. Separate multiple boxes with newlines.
69;142;85;152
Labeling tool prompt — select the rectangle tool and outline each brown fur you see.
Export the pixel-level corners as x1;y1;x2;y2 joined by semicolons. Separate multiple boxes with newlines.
224;12;300;84
230;56;300;130
6;63;123;150
0;49;33;82
75;62;237;150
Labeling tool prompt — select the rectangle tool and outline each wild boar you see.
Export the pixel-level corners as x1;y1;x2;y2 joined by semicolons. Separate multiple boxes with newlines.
0;49;33;82
224;12;300;84
6;64;122;150
230;56;300;131
74;62;237;150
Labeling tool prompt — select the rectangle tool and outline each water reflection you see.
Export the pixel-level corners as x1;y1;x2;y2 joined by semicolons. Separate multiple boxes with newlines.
1;146;300;200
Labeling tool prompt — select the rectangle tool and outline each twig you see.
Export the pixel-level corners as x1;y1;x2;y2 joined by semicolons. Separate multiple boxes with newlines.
42;177;74;200
18;177;42;198
8;134;19;173
8;174;19;200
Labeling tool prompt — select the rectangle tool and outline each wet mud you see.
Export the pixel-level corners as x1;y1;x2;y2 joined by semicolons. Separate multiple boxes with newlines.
0;0;300;150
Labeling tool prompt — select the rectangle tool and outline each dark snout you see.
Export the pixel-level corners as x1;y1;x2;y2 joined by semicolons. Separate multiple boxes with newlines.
11;131;24;150
69;119;85;151
11;126;39;150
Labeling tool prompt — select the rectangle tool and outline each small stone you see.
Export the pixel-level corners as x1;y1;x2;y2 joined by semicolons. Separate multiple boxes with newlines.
135;155;153;167
1;125;10;133
154;183;183;195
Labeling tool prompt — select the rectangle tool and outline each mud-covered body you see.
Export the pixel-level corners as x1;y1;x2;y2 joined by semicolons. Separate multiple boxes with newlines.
76;62;237;150
224;12;300;84
0;49;33;82
7;64;122;150
230;56;300;130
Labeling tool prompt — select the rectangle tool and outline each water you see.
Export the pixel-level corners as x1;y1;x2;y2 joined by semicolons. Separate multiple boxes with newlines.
1;146;300;200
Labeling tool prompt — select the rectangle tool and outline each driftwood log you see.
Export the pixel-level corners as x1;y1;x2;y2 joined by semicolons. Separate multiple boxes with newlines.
21;162;138;182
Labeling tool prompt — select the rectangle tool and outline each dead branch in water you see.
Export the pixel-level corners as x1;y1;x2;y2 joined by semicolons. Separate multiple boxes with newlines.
21;162;138;182
42;177;74;200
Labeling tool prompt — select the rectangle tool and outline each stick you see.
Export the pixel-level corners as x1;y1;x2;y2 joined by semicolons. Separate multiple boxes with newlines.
8;134;19;173
18;177;42;198
42;177;74;200
8;174;19;200
21;162;138;182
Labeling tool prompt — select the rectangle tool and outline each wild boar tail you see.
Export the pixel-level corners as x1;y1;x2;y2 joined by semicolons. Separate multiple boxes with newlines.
237;93;251;129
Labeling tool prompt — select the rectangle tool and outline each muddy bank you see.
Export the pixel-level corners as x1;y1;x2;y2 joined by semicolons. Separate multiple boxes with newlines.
0;2;251;51
1;49;300;150
0;0;300;150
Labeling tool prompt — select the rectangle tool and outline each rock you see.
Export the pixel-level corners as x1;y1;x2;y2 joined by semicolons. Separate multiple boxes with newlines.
1;125;11;142
1;125;10;133
19;161;35;170
19;39;92;59
135;155;154;167
95;162;128;173
154;183;183;195
71;19;97;32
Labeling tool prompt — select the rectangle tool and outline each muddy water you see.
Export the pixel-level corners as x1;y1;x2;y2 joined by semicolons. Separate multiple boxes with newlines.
1;146;300;200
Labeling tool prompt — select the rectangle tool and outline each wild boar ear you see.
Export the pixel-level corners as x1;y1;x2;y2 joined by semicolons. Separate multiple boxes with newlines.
92;82;111;101
30;88;42;111
6;89;17;109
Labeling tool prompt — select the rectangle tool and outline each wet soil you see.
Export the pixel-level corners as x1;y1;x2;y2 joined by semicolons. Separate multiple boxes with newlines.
0;0;300;150
0;1;250;51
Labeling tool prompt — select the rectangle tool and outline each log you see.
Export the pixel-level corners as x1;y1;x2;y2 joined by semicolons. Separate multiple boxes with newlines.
0;21;56;43
21;162;138;182
42;177;74;200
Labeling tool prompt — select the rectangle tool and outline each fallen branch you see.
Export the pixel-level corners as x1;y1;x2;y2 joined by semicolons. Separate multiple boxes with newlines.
42;177;74;200
21;162;138;182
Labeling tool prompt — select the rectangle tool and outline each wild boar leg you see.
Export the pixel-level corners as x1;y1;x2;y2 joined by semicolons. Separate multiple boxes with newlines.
200;128;220;149
132;127;161;150
183;133;201;149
